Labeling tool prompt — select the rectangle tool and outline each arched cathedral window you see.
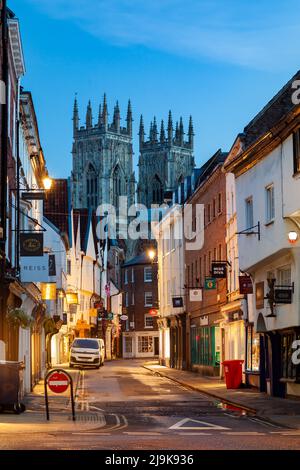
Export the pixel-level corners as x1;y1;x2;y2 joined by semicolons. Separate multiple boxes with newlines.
152;175;163;204
86;163;97;210
113;165;122;208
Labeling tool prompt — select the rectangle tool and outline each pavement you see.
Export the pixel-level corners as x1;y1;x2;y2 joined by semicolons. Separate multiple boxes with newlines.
1;360;300;449
143;362;300;429
0;365;106;434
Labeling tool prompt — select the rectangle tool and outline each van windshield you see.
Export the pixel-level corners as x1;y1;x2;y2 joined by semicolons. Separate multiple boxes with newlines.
72;339;99;349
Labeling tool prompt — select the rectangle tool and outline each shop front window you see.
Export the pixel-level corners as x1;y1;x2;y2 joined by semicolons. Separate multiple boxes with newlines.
281;331;300;380
138;336;153;353
247;325;260;371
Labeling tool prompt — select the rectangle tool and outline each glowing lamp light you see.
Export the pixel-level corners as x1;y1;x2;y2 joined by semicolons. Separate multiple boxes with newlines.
148;249;156;261
288;231;298;244
43;176;52;190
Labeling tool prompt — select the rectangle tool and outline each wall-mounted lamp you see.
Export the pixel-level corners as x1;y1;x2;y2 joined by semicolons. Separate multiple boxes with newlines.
288;231;298;244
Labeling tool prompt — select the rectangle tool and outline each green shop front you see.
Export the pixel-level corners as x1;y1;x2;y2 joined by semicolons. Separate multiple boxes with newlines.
190;313;222;376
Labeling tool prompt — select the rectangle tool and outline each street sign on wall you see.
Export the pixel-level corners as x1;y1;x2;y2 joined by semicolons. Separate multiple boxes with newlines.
211;262;227;279
274;288;292;304
189;289;202;302
204;278;217;290
20;255;49;282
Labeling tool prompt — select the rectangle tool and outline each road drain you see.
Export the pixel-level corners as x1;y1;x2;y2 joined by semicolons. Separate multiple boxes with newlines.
68;414;104;422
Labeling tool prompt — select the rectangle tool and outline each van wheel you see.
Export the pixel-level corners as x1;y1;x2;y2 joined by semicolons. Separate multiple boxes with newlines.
96;365;100;369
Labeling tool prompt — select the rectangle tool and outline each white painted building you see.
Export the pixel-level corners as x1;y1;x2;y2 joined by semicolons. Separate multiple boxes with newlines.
224;71;300;397
156;203;186;368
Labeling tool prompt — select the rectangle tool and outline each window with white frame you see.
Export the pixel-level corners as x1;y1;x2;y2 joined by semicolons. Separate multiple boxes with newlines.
125;292;129;307
144;315;154;328
131;268;134;283
138;335;153;353
277;266;291;287
144;267;152;282
144;292;153;306
124;269;128;284
131;292;135;305
245;197;254;230
265;184;275;223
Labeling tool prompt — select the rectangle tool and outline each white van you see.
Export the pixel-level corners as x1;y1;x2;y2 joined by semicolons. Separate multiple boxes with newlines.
69;338;105;369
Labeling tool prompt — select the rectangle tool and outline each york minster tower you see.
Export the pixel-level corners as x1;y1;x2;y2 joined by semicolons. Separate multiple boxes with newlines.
71;95;135;212
137;112;195;207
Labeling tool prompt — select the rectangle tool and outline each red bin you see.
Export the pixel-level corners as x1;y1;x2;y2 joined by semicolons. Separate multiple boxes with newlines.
222;360;244;389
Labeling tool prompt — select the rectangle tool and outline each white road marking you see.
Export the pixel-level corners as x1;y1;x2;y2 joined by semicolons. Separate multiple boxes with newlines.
176;433;212;436
169;418;230;431
72;432;111;436
270;431;300;436
222;432;266;435
123;432;162;436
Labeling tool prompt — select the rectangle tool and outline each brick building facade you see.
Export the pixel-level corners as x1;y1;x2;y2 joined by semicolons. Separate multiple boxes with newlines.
185;149;228;376
121;253;159;358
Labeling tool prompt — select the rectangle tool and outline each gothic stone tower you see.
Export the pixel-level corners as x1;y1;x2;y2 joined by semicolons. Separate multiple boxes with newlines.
71;95;135;212
137;112;195;207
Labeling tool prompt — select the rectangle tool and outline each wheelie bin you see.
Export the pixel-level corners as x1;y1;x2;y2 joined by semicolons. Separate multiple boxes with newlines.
222;360;244;389
0;360;26;413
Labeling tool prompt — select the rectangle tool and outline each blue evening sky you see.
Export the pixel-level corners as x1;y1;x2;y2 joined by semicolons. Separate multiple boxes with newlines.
11;0;300;178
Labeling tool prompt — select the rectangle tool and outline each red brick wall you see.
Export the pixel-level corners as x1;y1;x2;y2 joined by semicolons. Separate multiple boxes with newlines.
185;165;227;319
121;263;159;332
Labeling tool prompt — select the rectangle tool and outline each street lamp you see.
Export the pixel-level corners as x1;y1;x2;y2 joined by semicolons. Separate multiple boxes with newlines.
148;249;156;261
288;231;298;244
43;176;53;191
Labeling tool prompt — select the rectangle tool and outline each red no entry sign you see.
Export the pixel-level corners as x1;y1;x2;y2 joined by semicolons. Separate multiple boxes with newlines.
47;370;69;394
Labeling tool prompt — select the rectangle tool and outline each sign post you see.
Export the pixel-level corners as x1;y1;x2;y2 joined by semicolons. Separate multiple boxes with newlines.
44;369;76;421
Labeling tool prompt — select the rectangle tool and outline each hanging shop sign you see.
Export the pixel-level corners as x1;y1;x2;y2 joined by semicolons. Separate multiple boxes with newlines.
41;283;57;300
20;255;49;283
204;278;217;290
239;275;253;295
189;289;202;302
172;297;183;308
48;254;56;276
20;233;43;257
149;309;158;317
200;315;209;326
274;288;292;304
66;292;79;305
211;262;227;279
120;315;128;321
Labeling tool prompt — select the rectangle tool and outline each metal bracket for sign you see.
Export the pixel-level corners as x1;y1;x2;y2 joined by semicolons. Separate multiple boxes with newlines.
211;260;232;267
44;369;76;421
236;222;261;241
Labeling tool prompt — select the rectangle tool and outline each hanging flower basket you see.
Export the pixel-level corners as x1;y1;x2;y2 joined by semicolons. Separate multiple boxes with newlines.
6;307;34;329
